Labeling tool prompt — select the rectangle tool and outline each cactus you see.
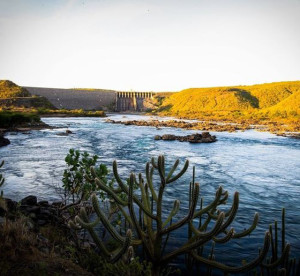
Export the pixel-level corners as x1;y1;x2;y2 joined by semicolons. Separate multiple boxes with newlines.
69;195;134;263
0;160;6;214
0;160;5;198
69;155;290;275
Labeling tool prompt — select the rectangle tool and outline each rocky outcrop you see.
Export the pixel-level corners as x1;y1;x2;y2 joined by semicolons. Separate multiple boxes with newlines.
154;132;217;143
277;133;300;139
106;119;248;132
0;133;10;147
1;195;64;227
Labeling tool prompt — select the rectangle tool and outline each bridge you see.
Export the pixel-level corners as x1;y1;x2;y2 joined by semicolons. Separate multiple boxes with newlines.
115;91;154;112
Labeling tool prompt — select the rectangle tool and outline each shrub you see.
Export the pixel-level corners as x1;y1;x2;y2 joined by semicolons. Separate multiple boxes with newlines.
62;149;110;204
0;111;40;128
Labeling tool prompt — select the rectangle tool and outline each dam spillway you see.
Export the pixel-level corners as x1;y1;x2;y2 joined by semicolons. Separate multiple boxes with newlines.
115;91;154;112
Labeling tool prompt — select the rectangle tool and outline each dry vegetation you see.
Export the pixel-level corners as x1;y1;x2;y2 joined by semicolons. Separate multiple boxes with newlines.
156;81;300;132
0;80;31;98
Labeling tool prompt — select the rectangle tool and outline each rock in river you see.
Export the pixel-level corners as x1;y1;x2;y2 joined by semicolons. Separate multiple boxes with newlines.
155;132;217;143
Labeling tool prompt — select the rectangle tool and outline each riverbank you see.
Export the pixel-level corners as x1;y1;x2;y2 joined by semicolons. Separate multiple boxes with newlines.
0;112;54;147
105;117;300;138
0;194;142;276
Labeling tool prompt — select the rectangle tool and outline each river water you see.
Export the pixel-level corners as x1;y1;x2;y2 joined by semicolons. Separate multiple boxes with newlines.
1;114;300;268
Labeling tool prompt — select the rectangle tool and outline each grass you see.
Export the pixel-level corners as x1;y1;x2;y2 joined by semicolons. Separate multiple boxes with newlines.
35;108;106;117
0;110;41;128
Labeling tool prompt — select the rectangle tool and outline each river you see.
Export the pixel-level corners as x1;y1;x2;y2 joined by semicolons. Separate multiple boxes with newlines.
1;114;300;269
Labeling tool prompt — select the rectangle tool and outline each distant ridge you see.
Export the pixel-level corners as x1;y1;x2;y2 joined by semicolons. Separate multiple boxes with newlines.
159;81;300;117
0;80;31;98
0;80;55;109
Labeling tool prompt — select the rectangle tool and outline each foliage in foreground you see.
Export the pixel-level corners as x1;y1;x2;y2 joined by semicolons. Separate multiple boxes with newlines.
70;155;292;275
62;149;111;204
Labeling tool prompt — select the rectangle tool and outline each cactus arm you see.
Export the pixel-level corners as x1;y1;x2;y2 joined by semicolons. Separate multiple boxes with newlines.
91;194;126;244
282;208;285;253
137;173;149;211
166;160;189;184
75;215;100;230
166;159;179;181
151;157;158;169
190;232;271;273
144;183;155;243
213;228;235;243
158;155;166;186
261;244;290;269
217;192;239;233
75;215;111;257
117;204;134;229
193;186;223;218
219;191;229;205
233;213;259;238
162;200;180;228
161;217;224;265
110;229;132;263
95;178;128;206
113;161;157;220
146;162;158;201
189;212;224;239
140;179;155;244
78;207;101;228
68;220;81;230
161;183;199;235
128;174;153;257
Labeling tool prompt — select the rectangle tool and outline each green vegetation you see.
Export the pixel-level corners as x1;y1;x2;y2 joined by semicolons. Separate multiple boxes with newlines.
156;81;300;131
0;80;106;122
0;79;55;111
70;155;291;275
0;110;41;128
35;108;106;117
0;80;31;98
62;149;110;204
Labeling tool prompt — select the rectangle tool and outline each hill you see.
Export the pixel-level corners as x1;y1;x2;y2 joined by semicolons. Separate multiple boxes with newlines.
0;80;31;98
0;80;55;109
158;81;300;119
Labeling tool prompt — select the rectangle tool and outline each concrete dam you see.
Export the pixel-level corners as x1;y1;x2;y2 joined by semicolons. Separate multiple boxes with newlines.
25;87;155;112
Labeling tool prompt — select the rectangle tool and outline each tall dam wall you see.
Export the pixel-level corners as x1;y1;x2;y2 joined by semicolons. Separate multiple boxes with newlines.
25;87;116;110
24;87;156;112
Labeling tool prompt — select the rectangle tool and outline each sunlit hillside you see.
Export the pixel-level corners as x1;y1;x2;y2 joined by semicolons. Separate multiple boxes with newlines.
0;80;54;109
0;80;31;98
158;81;300;119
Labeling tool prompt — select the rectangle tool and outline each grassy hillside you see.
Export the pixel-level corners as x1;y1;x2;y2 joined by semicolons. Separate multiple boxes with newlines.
0;80;55;110
158;81;300;120
0;80;31;98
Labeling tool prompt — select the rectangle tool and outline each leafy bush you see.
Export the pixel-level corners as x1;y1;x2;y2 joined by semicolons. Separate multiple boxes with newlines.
62;149;111;204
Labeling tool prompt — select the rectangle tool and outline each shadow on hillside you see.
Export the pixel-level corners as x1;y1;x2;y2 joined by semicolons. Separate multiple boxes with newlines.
228;88;259;108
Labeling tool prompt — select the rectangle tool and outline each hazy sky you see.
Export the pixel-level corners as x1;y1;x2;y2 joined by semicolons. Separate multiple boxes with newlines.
0;0;299;91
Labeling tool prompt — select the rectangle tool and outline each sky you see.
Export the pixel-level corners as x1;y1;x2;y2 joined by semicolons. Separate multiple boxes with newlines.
0;0;299;91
